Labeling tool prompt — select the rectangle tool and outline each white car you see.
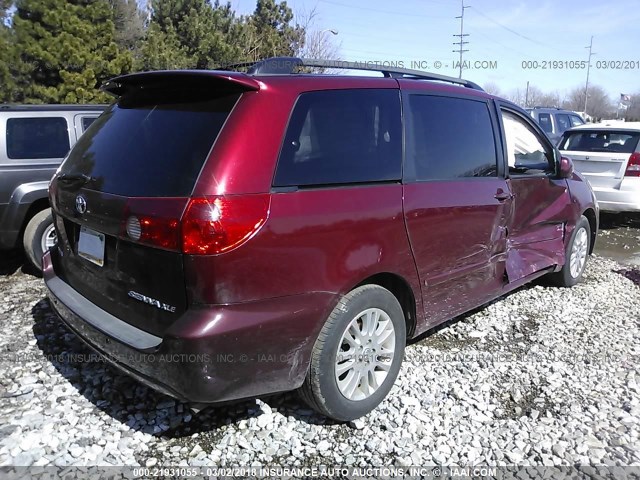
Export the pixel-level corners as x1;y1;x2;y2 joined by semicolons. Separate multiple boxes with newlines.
559;122;640;212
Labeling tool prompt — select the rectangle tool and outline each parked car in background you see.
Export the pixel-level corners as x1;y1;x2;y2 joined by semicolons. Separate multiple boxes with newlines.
0;104;105;271
559;122;640;212
44;58;598;421
527;107;585;144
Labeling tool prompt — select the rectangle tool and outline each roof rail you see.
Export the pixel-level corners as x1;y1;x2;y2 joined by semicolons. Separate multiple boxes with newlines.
219;57;484;91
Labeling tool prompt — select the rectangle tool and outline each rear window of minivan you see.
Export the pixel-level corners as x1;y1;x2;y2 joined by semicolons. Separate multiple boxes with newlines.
60;90;240;197
274;89;402;187
559;131;640;154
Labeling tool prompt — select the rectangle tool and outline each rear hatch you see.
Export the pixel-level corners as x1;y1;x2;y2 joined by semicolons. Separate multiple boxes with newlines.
49;71;258;337
559;129;640;190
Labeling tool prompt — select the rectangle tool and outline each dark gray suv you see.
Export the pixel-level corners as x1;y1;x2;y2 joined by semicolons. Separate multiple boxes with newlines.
526;107;585;144
0;104;104;271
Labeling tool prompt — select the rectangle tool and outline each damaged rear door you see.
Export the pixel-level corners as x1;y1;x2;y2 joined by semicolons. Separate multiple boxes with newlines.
498;106;573;282
402;91;511;325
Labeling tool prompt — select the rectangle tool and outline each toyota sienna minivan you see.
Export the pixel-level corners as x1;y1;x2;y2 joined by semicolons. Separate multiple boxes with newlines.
44;58;598;421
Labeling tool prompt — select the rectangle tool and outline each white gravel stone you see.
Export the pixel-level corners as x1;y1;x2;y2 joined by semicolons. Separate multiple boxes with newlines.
317;440;331;452
0;256;638;468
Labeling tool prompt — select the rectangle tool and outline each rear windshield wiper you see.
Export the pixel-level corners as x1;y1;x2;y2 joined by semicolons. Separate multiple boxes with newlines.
57;173;93;186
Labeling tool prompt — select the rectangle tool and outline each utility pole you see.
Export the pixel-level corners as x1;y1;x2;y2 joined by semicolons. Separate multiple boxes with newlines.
525;81;530;108
584;36;595;114
453;0;470;78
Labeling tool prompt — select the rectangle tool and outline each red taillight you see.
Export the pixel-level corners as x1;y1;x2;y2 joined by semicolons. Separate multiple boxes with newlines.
182;194;270;255
120;198;188;252
626;152;640;177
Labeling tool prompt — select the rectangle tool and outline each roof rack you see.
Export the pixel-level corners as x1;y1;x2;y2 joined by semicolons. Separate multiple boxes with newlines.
219;57;484;91
0;104;107;111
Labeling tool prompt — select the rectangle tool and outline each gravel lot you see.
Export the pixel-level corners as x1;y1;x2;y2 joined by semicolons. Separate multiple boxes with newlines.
0;251;639;469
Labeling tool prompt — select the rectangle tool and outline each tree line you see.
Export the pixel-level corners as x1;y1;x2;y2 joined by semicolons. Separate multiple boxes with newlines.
0;0;310;103
484;82;640;121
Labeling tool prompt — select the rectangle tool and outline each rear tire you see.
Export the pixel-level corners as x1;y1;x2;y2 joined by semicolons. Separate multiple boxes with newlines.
299;285;406;421
548;215;591;287
23;209;55;273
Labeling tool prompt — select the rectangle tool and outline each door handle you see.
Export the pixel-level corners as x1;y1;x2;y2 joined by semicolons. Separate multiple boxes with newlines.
495;190;512;202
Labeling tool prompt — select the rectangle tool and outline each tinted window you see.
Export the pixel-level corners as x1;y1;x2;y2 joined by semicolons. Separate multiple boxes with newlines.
81;116;97;132
274;89;401;187
555;114;571;133
407;95;497;180
502;111;553;175
559;131;639;153
61;90;240;197
570;115;584;127
537;113;553;134
6;117;70;159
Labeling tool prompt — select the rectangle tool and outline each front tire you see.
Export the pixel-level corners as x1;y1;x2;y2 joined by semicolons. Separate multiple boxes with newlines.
299;285;406;421
23;209;56;273
548;215;591;287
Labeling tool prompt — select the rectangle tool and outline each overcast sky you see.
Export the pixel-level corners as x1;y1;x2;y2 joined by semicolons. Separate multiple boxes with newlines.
233;0;640;99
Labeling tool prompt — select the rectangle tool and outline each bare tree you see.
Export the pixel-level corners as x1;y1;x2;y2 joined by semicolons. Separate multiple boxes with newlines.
482;82;502;96
537;91;563;108
294;6;341;70
507;88;526;106
563;85;614;119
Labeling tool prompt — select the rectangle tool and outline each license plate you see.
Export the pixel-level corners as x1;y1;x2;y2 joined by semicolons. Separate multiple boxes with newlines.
78;226;105;267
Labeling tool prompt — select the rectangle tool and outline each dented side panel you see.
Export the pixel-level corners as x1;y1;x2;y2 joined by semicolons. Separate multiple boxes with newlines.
504;177;572;282
403;180;510;329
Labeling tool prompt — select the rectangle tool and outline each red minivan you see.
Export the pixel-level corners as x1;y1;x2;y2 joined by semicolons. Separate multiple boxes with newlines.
43;58;598;421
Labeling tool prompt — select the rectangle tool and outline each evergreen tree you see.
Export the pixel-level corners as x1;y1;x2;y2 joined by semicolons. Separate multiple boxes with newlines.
110;0;145;52
12;0;132;103
247;0;303;61
139;0;305;70
138;0;243;70
0;1;17;102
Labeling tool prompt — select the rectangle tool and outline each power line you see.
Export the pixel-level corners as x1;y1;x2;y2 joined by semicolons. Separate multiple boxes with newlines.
468;5;585;55
471;30;536;60
453;0;470;78
468;6;546;47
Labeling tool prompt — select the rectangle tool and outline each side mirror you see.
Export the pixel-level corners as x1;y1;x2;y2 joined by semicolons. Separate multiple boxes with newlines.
558;156;574;179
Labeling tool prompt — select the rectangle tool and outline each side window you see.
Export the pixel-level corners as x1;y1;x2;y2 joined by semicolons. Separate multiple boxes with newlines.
555;114;571;132
407;95;497;180
537;113;553;134
274;89;401;187
570;115;584;127
81;116;98;132
501;110;554;175
6;117;70;159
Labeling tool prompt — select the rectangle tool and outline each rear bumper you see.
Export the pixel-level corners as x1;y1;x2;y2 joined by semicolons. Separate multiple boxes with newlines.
43;251;335;403
593;178;640;213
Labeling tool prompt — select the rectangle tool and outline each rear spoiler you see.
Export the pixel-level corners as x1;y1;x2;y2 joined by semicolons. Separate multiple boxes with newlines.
101;70;261;97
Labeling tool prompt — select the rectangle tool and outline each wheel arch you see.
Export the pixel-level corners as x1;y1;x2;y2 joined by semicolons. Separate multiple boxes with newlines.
20;198;51;238
582;207;597;254
354;272;418;339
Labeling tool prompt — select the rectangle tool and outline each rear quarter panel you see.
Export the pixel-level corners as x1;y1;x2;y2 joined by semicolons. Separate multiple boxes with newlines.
183;184;421;309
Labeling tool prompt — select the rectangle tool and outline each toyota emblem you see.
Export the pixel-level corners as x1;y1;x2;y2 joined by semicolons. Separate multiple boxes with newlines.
75;195;87;214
